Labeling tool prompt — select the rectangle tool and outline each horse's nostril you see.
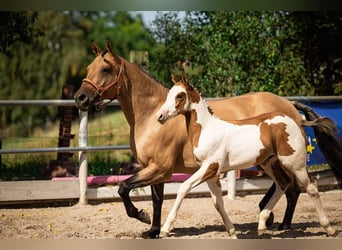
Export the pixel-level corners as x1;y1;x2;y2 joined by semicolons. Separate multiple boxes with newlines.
77;94;88;104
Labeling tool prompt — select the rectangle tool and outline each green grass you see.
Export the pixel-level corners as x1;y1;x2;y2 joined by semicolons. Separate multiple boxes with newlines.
0;109;132;180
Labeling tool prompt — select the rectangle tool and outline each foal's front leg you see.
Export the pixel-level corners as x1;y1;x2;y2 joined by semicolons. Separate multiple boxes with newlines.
206;178;237;238
160;166;209;237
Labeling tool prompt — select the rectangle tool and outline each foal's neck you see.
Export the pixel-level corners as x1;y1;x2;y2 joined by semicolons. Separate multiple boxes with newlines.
185;96;214;147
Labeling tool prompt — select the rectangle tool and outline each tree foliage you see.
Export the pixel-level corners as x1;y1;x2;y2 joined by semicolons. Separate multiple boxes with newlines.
1;11;341;136
149;11;342;97
0;11;155;136
0;11;44;56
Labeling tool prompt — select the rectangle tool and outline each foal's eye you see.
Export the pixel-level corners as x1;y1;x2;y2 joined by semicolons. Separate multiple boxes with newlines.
102;67;111;74
176;93;183;100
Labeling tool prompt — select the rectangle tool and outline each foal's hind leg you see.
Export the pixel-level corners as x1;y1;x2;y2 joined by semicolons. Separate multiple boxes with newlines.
258;182;285;235
206;177;237;238
294;168;336;236
258;157;291;234
259;156;301;230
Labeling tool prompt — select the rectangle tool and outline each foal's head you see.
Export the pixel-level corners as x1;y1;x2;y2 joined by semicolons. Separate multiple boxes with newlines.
157;74;200;124
74;40;124;111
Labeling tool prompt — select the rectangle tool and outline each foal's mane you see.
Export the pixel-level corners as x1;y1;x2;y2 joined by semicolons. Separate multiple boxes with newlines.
177;78;214;115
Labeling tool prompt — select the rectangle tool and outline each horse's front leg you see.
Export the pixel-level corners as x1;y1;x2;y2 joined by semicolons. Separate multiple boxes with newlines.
118;175;152;224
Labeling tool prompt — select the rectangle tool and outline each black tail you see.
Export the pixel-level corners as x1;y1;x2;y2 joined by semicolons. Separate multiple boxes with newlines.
293;101;342;188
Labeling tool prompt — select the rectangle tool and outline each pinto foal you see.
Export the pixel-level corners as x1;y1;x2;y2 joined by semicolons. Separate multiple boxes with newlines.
156;75;335;238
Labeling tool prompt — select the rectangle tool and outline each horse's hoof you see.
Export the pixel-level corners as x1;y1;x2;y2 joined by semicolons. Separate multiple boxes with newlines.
278;223;290;231
138;209;151;224
141;228;160;239
265;212;274;228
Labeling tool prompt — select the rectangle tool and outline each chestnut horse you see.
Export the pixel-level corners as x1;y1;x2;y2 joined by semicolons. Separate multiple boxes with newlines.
156;75;336;238
74;41;342;238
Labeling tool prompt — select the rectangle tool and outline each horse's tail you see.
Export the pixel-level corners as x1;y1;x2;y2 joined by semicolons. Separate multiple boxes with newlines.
293;101;342;188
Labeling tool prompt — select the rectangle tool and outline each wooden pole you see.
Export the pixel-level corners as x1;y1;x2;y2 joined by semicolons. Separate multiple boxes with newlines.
78;110;88;205
227;170;236;201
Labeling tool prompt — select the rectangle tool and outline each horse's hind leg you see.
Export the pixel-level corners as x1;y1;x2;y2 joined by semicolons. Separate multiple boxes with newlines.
206;177;237;238
278;180;301;230
141;183;165;239
294;168;336;236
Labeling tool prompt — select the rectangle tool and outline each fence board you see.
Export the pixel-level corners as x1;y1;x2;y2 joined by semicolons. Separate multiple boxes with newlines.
0;180;79;202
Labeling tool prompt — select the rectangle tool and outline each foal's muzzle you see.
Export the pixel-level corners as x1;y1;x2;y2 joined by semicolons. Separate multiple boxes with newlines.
157;113;167;124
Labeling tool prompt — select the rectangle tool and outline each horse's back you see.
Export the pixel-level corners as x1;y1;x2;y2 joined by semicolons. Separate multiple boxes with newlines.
207;92;301;123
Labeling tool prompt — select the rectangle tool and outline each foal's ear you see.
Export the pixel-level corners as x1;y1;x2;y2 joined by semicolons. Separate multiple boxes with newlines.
106;40;115;55
181;73;189;84
91;40;102;55
171;74;180;84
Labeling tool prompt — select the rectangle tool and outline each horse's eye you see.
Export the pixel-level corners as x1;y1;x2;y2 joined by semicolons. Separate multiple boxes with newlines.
102;67;111;74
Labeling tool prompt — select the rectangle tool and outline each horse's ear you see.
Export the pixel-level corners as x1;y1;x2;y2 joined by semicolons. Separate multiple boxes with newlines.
106;39;115;55
91;41;102;55
171;74;179;84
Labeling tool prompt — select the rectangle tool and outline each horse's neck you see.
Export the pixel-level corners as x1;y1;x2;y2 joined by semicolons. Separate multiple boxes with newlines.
118;61;168;127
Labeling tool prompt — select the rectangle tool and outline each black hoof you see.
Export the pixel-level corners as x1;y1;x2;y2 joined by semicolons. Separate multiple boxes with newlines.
278;223;291;230
138;209;151;224
141;228;160;239
265;211;274;228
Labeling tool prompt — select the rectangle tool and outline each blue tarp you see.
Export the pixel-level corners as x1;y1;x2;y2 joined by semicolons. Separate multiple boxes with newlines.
302;101;342;166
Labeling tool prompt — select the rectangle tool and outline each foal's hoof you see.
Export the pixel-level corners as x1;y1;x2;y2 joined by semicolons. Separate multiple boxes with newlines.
159;231;170;238
326;226;336;236
138;209;151;224
257;229;266;236
265;212;274;228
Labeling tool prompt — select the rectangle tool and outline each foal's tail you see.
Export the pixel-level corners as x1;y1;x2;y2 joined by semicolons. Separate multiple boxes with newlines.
293;101;342;188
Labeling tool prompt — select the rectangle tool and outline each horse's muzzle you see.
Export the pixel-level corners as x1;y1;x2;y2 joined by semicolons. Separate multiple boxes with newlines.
74;92;91;111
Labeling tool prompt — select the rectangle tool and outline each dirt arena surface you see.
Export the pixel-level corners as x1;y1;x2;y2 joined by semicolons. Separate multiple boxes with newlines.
0;189;341;239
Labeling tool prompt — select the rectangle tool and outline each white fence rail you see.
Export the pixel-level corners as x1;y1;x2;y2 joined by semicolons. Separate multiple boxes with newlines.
0;97;341;205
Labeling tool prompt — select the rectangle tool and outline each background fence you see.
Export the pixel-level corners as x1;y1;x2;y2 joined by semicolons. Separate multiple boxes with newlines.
0;96;341;205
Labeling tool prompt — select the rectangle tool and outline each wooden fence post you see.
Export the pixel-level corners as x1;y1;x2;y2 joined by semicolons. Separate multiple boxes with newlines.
78;110;88;205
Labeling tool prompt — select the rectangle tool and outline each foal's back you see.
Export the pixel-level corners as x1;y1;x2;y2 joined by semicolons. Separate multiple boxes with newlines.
202;111;306;171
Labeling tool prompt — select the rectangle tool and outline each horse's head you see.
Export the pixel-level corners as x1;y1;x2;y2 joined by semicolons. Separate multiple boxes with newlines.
157;74;198;124
74;40;124;111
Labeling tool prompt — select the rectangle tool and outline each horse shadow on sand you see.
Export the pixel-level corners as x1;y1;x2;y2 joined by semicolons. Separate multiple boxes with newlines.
168;221;340;239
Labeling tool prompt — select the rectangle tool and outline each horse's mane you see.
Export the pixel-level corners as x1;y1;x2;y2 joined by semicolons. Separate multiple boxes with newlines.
136;64;169;89
103;49;169;94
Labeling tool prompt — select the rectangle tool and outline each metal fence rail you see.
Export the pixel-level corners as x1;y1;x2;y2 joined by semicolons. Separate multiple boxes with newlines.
0;145;130;154
1;96;342;204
